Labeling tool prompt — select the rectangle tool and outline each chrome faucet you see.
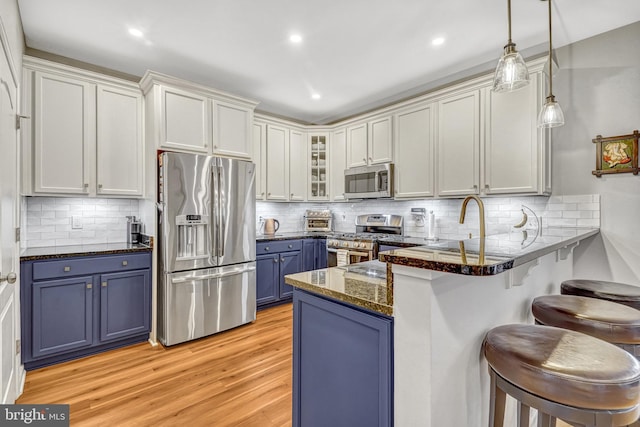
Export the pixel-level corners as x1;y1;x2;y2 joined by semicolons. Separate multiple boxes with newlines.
459;195;486;265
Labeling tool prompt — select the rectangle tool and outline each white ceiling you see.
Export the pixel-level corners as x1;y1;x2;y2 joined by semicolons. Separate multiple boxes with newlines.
16;0;640;124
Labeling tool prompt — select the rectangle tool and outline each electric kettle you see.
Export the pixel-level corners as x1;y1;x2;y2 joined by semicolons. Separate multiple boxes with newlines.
263;218;280;235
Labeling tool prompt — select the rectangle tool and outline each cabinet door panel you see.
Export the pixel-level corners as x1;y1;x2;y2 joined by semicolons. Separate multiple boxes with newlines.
97;85;143;196
395;104;434;198
279;251;302;299
161;86;209;152
256;254;279;306
316;239;327;269
330;129;346;201
346;124;368;168
369;116;393;164
265;125;289;200
253;122;266;199
100;270;150;342
289;130;307;201
302;239;316;271
213;100;252;159
32;276;93;358
34;71;94;194
437;91;480;196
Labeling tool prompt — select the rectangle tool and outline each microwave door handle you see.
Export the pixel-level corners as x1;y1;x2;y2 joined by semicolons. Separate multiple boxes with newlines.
374;171;380;192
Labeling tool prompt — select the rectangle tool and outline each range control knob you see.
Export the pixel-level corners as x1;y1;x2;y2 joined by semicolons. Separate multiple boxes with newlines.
342;241;349;247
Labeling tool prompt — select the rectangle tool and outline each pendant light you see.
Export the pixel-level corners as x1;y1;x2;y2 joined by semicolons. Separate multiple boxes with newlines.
492;0;530;92
537;0;565;127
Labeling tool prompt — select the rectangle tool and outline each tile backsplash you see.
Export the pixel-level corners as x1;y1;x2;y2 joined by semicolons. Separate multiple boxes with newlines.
24;197;141;247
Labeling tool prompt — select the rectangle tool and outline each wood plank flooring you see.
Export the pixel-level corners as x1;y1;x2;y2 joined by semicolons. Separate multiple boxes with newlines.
17;303;293;427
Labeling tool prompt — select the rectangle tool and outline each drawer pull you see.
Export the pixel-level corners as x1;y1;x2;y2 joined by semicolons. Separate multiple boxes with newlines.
281;257;285;262
102;282;107;287
64;266;71;272
288;244;293;249
86;284;92;289
122;260;128;266
273;258;278;263
264;246;269;251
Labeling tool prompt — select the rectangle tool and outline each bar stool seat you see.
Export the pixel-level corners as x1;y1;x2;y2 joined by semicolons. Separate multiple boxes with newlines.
532;295;640;346
483;324;640;426
562;279;640;310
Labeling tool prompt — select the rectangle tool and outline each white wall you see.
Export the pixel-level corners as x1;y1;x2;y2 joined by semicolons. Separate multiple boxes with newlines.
0;0;24;72
553;21;640;284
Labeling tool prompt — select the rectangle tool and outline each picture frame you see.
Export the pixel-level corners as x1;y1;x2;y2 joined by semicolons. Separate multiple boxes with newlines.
592;130;639;177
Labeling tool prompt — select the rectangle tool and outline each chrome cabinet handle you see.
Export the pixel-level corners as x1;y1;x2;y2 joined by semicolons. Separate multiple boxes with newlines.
288;244;293;248
86;284;92;289
64;266;71;272
280;257;285;262
264;246;270;251
122;260;128;266
273;258;278;263
102;282;107;287
0;272;16;284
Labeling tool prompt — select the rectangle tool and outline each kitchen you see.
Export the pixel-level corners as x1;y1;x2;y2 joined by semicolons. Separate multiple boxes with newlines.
1;0;640;426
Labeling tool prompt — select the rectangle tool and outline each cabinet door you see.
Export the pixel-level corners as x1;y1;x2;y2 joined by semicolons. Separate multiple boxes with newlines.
289;129;307;201
316;239;327;269
346;123;368;168
330;129;347;201
279;251;302;300
32;276;94;358
437;90;480;197
302;239;316;271
96;85;143;196
160;85;209;153
253;122;266;200
265;124;289;201
483;74;541;194
33;71;95;194
394;103;435;198
256;253;279;306
369;116;393;164
293;290;393;427
212;99;253;159
99;269;150;342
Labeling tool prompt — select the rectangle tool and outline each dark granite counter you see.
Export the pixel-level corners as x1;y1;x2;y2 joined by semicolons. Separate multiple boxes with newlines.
20;242;152;261
285;260;392;316
256;231;333;242
379;228;600;276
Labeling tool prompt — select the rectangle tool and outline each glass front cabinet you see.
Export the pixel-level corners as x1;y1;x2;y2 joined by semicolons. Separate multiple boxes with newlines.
309;134;329;200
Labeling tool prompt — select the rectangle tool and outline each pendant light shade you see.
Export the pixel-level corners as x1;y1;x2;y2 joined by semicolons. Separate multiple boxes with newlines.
538;0;565;128
492;0;530;93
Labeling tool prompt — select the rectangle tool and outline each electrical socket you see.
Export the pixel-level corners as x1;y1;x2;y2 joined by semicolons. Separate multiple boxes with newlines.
72;215;82;229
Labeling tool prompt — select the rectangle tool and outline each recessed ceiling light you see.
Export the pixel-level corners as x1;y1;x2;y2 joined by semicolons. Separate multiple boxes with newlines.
289;34;303;44
311;93;321;100
129;28;144;38
431;37;445;46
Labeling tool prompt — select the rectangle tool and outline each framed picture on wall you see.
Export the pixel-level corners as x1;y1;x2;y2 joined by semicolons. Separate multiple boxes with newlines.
592;130;639;177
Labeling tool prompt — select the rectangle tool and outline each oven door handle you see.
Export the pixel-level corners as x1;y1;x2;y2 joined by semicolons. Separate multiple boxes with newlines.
327;248;338;254
348;250;370;257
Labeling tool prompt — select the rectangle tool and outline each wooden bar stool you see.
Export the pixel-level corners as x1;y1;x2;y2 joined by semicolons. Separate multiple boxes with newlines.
532;294;640;359
561;279;640;311
483;324;640;427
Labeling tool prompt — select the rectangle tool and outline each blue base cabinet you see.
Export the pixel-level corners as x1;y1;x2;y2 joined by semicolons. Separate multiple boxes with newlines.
256;240;303;308
293;289;393;427
21;251;152;370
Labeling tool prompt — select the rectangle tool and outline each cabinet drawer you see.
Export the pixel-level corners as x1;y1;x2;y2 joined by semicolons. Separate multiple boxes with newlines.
32;253;151;281
257;239;302;254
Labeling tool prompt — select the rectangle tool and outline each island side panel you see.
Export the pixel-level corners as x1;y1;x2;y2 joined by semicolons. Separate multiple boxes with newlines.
393;250;573;427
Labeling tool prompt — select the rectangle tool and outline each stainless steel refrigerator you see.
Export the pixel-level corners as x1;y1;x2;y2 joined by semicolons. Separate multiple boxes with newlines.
157;151;256;346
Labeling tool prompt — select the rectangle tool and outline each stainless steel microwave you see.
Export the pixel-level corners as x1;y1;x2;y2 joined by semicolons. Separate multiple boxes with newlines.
344;163;394;199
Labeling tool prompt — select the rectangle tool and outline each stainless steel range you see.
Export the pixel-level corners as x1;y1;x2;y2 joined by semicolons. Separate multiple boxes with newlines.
327;214;403;267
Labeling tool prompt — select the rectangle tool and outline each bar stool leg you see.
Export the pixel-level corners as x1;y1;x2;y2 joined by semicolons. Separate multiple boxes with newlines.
537;412;556;427
489;369;507;427
518;403;531;427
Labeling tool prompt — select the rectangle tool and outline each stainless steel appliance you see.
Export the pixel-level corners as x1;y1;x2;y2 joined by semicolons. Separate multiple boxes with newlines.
344;163;394;199
157;152;256;346
327;214;403;267
126;215;142;244
304;209;333;232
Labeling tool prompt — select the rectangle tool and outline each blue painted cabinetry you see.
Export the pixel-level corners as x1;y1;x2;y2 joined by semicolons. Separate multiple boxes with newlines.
256;240;303;308
293;289;393;427
21;251;152;370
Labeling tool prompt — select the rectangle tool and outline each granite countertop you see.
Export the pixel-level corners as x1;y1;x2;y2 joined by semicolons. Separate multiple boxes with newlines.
379;228;600;276
285;260;392;316
257;231;333;241
20;242;152;261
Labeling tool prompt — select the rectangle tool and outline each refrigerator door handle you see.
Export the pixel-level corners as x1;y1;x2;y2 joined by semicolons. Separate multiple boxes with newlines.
217;159;226;258
171;266;257;284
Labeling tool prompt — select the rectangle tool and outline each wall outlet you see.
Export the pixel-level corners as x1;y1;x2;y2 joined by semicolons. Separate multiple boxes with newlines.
72;215;82;229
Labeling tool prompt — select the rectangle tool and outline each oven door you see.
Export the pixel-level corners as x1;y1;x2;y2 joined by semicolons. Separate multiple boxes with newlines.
327;248;372;267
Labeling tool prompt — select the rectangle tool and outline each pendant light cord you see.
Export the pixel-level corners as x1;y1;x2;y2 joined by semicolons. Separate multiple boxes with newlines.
507;0;513;45
547;0;553;96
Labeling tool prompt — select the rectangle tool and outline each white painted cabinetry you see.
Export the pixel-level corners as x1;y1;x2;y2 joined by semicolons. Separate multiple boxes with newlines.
289;129;307;201
394;102;435;198
329;129;347;202
213;100;254;159
346;116;393;168
253;122;266;200
265;124;289;201
308;133;329;201
436;90;481;197
22;57;144;197
158;85;209;153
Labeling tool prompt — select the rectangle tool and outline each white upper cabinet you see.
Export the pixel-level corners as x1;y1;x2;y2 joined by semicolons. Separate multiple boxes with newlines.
329;129;347;202
140;71;258;159
265;124;289;201
394;102;435;198
289;129;307;201
483;70;550;195
346;116;393;168
436;90;481;197
23;57;143;197
253;122;266;200
96;85;143;196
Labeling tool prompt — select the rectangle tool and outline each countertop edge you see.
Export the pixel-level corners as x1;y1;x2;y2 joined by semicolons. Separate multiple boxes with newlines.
20;245;152;261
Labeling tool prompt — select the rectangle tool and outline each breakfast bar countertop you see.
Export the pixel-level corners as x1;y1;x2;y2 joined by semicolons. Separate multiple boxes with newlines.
285;260;392;316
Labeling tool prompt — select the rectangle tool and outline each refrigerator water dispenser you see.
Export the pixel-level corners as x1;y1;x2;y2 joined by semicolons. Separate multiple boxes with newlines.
176;214;209;260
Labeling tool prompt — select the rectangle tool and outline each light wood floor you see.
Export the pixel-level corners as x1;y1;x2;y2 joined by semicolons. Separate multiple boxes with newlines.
17;303;293;427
